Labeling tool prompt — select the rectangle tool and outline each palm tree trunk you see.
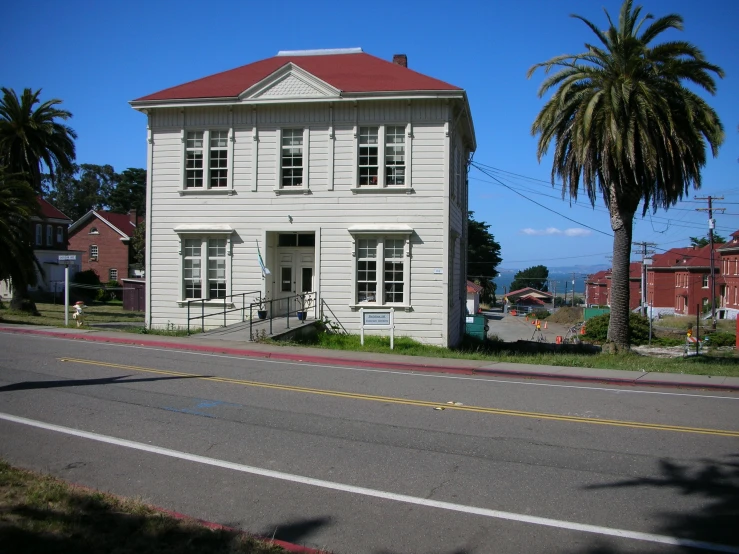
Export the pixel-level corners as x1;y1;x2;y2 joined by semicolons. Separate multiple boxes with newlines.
9;276;38;314
607;200;634;351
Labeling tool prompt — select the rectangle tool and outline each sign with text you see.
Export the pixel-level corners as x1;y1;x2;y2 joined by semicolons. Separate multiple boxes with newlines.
359;308;395;349
363;311;391;326
58;254;77;262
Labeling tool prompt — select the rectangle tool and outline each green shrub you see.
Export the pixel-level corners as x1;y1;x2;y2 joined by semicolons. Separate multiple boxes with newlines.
706;332;737;348
73;269;100;285
583;313;651;345
532;309;551;320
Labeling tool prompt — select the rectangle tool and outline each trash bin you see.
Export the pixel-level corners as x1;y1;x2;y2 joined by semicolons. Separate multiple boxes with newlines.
465;314;488;340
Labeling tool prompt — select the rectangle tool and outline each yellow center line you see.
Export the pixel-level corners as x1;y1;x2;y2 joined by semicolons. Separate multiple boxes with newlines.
58;357;739;438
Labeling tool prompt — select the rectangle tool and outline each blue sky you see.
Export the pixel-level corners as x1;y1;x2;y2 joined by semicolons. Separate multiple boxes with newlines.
4;0;738;270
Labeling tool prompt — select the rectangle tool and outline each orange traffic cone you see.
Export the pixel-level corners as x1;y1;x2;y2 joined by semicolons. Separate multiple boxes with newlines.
580;325;586;335
543;321;548;329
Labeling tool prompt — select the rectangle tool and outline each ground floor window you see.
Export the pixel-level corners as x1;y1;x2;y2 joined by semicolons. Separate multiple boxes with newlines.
181;236;229;300
109;268;118;282
352;234;411;306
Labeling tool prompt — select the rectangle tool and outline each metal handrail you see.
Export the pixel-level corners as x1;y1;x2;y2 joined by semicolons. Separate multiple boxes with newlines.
185;291;318;338
320;298;348;334
248;291;317;341
186;290;261;335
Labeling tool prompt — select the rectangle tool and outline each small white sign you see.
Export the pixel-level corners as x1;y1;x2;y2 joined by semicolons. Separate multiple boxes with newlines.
363;311;391;326
465;316;474;323
58;254;77;262
433;268;443;274
359;308;395;349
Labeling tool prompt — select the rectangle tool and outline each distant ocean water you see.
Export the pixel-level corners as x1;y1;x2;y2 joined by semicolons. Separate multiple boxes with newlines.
493;271;586;296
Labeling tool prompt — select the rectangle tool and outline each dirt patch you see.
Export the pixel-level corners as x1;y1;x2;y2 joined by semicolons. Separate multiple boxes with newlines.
548;307;583;325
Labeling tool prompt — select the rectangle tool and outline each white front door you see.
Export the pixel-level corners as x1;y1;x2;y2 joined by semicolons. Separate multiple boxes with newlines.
273;251;314;315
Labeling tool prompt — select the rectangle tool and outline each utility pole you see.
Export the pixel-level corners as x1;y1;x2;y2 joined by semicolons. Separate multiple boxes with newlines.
695;196;725;329
570;272;577;307
633;242;656;317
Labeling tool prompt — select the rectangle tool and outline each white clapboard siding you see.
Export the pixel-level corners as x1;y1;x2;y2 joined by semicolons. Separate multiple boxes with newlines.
147;99;469;345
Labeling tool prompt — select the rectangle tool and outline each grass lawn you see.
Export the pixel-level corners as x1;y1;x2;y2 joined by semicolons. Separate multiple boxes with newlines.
288;332;739;378
0;301;144;328
0;460;293;554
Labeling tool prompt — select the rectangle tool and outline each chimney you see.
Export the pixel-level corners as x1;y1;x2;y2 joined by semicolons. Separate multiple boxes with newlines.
392;54;407;68
128;209;137;226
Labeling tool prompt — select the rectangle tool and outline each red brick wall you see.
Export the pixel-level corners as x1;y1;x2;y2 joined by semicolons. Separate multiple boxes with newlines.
647;269;674;310
68;218;129;284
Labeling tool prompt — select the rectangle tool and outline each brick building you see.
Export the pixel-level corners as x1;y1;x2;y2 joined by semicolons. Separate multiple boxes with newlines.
585;263;642;310
68;210;143;284
718;231;739;319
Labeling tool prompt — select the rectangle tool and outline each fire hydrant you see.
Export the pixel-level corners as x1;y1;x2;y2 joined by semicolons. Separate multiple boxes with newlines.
72;301;86;327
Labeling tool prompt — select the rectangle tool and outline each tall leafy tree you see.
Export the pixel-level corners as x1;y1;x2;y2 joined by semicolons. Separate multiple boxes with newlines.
467;211;502;304
689;234;726;248
528;0;723;350
510;265;549;293
43;163;115;222
108;167;146;215
0;88;76;310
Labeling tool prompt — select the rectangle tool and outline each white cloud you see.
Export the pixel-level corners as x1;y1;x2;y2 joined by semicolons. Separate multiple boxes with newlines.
520;227;592;237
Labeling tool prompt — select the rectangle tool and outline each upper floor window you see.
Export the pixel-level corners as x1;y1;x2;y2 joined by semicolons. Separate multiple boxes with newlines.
359;127;379;186
46;225;53;246
702;274;709;288
184;130;229;190
356;125;411;190
281;129;303;188
385;126;405;186
56;226;64;244
89;227;99;234
35;224;42;246
90;244;98;260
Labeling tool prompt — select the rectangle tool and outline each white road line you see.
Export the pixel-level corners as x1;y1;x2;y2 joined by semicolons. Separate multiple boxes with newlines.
1;411;737;553
2;331;739;401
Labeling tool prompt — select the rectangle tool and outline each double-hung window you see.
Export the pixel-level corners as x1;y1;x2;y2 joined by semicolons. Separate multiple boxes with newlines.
385;126;405;186
46;225;53;246
281;129;303;188
358;127;379;186
182;236;229;301
35;224;42;245
184;130;230;190
56;226;64;244
90;245;98;260
352;232;411;307
356;124;410;190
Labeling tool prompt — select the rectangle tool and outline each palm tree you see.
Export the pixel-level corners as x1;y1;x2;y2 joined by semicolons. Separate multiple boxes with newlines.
528;0;724;350
0;88;76;311
0;167;41;307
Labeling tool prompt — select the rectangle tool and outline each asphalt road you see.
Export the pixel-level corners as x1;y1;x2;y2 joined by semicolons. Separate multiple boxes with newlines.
1;331;738;553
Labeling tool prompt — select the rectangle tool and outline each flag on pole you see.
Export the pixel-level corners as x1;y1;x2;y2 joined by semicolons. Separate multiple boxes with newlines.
256;240;271;277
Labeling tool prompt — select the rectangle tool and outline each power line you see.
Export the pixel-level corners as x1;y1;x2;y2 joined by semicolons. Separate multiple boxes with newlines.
470;162;613;237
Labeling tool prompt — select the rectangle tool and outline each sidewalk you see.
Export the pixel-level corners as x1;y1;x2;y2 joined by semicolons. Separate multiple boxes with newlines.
1;323;738;392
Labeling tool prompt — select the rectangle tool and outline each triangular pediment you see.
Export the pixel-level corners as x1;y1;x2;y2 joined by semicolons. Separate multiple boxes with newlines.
240;63;340;100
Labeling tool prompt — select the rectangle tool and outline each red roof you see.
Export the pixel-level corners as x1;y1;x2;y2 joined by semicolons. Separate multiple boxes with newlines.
36;197;71;221
466;281;483;294
135;52;461;102
97;211;137;238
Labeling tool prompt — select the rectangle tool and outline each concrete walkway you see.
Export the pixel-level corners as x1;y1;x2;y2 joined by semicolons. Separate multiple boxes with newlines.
0;323;737;392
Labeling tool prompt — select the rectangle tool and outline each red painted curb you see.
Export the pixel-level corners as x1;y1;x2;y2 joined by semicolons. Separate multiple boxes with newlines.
2;325;738;392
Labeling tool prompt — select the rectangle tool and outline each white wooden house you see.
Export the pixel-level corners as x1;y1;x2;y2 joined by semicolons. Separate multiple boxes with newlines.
130;48;476;346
